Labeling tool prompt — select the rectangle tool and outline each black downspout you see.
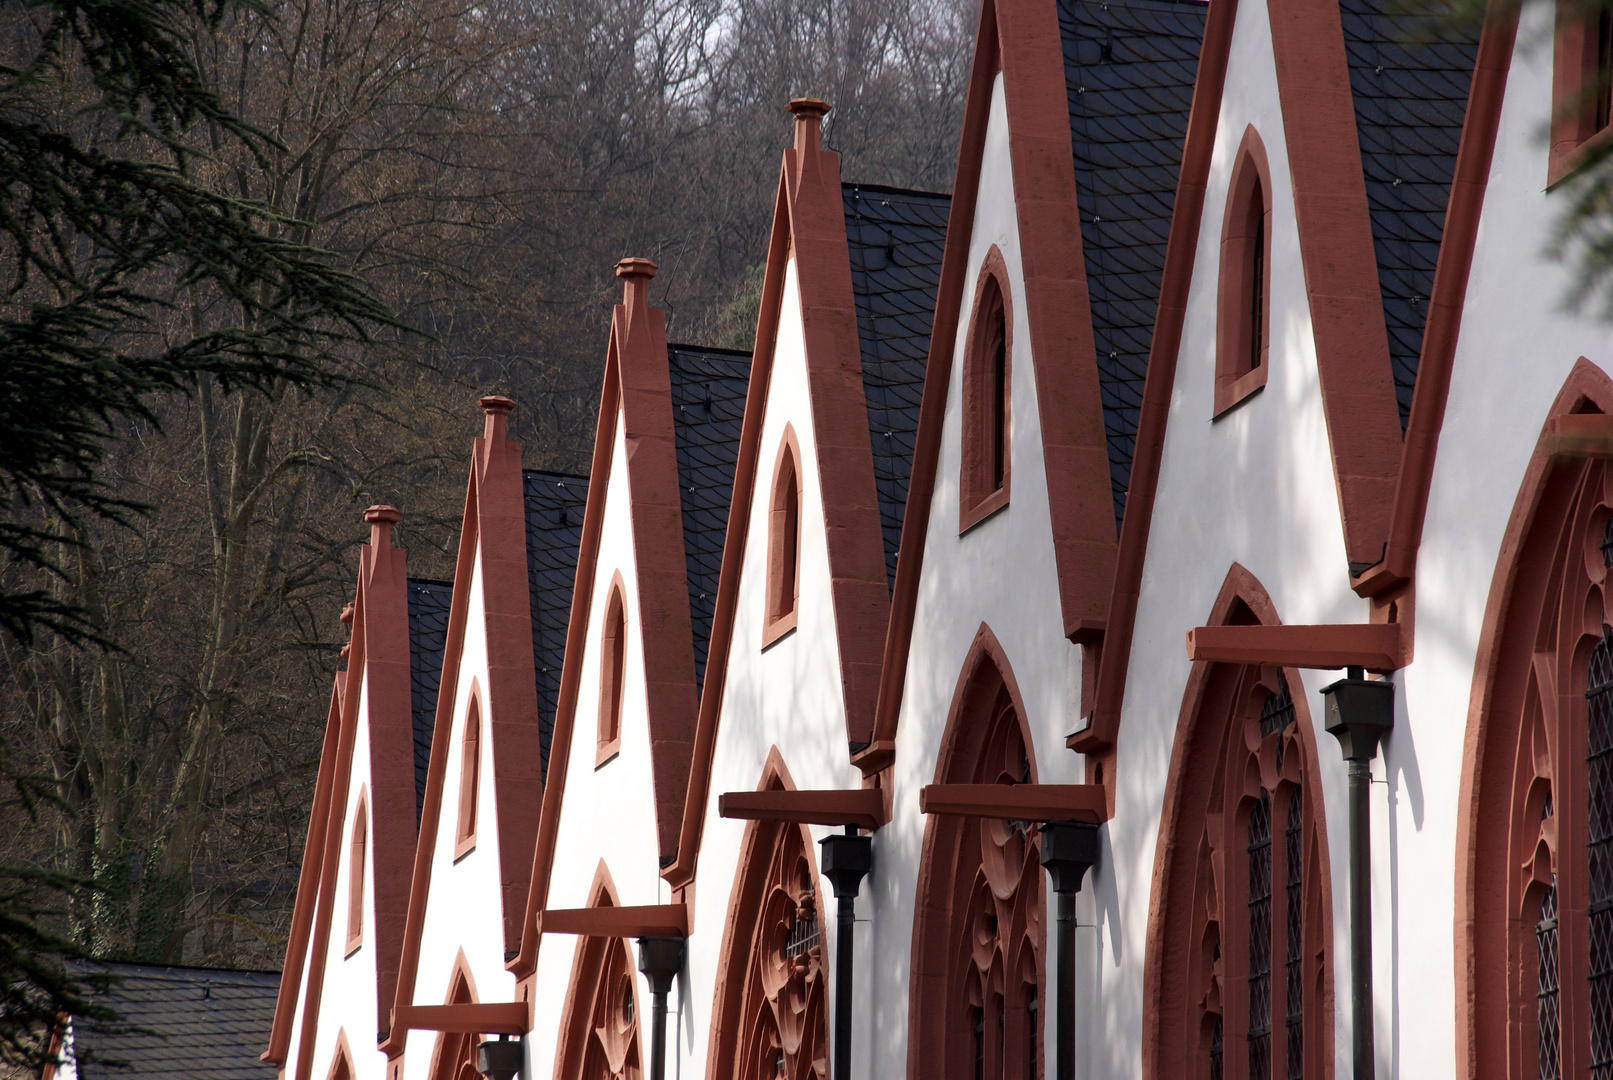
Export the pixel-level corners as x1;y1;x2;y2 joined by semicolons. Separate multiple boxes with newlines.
819;824;873;1080
1038;821;1100;1080
637;936;685;1080
1321;666;1394;1080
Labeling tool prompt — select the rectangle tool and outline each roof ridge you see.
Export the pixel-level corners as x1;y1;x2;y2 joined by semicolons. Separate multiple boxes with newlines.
843;180;953;200
667;342;754;357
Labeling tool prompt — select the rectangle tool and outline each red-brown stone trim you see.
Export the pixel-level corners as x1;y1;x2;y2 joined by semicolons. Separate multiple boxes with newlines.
324;1030;355;1080
1141;563;1334;1080
597;572;627;768
906;621;1045;1080
553;863;645;1080
864;0;1118;775
763;424;803;647
1353;2;1519;599
705;747;828;1080
425;950;481;1080
1214;125;1273;418
1455;357;1613;1078
1549;0;1613;186
346;788;368;957
960;245;1014;532
455;692;482;860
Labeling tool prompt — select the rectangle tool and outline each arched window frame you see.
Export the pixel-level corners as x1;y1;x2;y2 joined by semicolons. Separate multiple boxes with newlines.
427;952;482;1080
1550;0;1613;185
907;623;1044;1080
345;789;368;956
764;425;803;647
705;749;828;1080
960;246;1013;533
454;693;481;859
1142;566;1334;1080
553;864;644;1080
1460;364;1613;1080
598;574;628;767
325;1031;356;1080
1214;126;1274;419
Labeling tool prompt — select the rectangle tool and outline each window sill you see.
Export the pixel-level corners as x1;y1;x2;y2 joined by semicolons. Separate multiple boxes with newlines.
453;836;476;862
762;609;797;650
1213;366;1267;419
1549;122;1613;189
959;485;1010;535
344;938;362;959
595;740;621;770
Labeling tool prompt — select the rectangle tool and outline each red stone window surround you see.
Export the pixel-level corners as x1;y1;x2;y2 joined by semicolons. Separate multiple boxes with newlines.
1214;126;1273;418
554;872;644;1080
345;789;368;956
763;425;802;648
1550;0;1613;186
454;695;481;860
597;574;627;767
959;246;1013;533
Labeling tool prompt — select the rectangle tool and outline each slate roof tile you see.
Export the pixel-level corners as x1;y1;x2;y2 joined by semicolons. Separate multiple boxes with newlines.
405;578;454;821
1338;0;1478;426
843;182;950;588
667;346;752;689
1060;0;1207;532
63;961;279;1079
523;471;589;775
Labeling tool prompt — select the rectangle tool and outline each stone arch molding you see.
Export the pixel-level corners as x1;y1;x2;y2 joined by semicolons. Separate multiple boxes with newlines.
907;623;1046;1080
705;747;828;1080
1457;357;1613;1079
1142;564;1335;1080
553;862;645;1080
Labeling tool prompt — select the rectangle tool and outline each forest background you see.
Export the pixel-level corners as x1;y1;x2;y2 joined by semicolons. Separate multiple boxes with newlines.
0;0;971;981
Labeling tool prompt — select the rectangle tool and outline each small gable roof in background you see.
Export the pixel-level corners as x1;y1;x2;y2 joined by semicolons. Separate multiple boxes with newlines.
668;345;752;691
61;961;280;1079
523;469;591;775
844;183;950;589
1059;0;1207;534
1337;0;1478;426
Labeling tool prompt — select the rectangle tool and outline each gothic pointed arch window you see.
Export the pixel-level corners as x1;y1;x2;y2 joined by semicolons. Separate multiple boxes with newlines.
1461;377;1613;1080
345;790;367;955
908;626;1043;1080
706;751;827;1080
455;695;481;858
598;576;627;766
960;247;1012;532
554;868;644;1080
764;426;802;646
1143;569;1334;1080
427;956;481;1080
1214;127;1273;418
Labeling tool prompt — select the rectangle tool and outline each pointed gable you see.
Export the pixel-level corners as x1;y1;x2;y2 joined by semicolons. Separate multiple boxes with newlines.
523;470;590;774
668;345;751;689
1059;0;1206;531
1337;0;1479;425
844;183;950;587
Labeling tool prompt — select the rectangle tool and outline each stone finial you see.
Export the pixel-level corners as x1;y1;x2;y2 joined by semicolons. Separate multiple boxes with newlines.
480;395;516;441
615;258;658;313
364;504;400;550
787;97;831;156
339;602;355;626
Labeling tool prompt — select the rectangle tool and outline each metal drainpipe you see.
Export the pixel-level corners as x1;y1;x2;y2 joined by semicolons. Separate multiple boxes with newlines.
1320;666;1395;1080
636;936;686;1080
819;824;874;1080
1038;821;1100;1080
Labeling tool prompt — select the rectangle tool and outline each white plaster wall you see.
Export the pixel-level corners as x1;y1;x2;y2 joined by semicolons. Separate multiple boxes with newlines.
678;256;879;1080
879;71;1090;1080
1106;1;1367;1077
403;547;519;1080
295;675;383;1080
525;410;669;1080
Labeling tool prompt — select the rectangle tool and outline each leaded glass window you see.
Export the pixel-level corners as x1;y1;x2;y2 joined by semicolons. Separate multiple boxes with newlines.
1590;629;1613;1079
1285;792;1303;1080
1248;791;1273;1079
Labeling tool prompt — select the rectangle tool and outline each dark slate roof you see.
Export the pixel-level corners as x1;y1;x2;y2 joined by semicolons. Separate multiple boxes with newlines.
406;578;453;822
843;183;950;588
1338;0;1478;427
524;470;589;775
62;961;279;1079
1059;0;1206;532
667;346;751;689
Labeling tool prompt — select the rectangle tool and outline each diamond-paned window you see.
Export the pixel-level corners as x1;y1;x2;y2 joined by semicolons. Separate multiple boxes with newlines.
785;899;819;960
1248;791;1273;1079
1285;791;1304;1080
1588;630;1613;1079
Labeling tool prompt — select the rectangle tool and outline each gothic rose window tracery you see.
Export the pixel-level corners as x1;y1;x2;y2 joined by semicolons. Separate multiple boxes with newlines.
735;821;827;1079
